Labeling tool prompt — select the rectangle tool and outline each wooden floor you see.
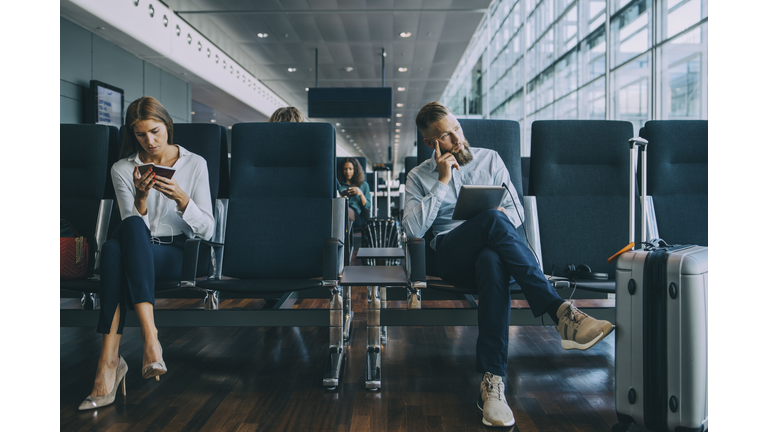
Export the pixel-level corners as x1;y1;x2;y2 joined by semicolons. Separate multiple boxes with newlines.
60;286;647;432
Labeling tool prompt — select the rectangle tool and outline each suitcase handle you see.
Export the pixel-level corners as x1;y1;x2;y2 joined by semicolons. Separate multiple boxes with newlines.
628;137;648;249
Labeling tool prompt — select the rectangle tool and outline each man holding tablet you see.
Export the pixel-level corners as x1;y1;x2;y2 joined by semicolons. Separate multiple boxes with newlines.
402;102;614;428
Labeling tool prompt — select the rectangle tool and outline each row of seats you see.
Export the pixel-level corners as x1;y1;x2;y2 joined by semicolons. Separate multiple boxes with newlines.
60;122;349;388
60;119;707;389
405;119;707;297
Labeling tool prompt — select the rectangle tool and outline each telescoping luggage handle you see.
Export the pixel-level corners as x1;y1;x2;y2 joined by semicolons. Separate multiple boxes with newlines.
608;136;649;263
629;137;648;250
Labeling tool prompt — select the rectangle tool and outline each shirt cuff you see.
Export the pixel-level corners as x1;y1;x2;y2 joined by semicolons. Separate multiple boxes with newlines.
430;180;449;199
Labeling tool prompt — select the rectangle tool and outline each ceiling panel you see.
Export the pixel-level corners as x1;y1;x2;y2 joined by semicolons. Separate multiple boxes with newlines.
169;0;492;168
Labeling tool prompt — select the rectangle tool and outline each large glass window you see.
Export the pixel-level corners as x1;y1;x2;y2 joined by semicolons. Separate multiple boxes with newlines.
612;53;651;132
579;76;606;119
440;0;706;156
556;4;579;58
555;49;579;99
611;0;651;68
556;92;578;119
660;0;707;42
581;27;605;86
659;23;707;119
584;0;606;34
538;67;555;109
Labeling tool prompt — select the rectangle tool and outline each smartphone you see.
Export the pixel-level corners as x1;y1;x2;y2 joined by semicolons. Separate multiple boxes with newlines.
138;163;175;179
339;189;351;197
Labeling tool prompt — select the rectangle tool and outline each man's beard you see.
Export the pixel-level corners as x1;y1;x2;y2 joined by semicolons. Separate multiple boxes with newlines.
453;141;474;166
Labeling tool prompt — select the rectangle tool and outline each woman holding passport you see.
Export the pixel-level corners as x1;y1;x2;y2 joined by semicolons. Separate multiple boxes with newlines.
79;96;214;410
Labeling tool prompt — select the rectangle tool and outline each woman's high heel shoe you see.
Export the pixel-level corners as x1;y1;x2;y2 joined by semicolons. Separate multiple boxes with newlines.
142;346;167;381
79;356;128;411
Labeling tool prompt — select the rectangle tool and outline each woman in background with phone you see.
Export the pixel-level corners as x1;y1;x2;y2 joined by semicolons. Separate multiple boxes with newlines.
79;96;214;410
337;157;371;229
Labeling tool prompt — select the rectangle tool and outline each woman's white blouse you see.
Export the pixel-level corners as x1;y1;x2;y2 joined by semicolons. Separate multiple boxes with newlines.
111;145;214;240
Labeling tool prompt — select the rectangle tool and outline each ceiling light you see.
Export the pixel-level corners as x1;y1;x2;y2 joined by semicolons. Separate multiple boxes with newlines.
163;15;168;27
397;87;405;91
148;4;154;17
396;113;403;117
398;67;408;72
342;66;355;72
257;33;268;38
305;87;309;91
96;26;106;30
395;135;400;138
395;129;400;132
210;119;217;123
396;103;404;107
287;67;297;72
190;111;195;115
395;122;401;126
399;32;412;38
336;123;341;126
187;34;192;44
341;129;345;132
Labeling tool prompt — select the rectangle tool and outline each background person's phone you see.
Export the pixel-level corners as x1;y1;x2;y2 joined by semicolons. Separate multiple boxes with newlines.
138;163;176;179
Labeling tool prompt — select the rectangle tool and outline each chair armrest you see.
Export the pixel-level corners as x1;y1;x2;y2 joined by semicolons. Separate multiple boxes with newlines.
209;198;228;279
332;197;347;246
92;199;114;274
323;238;342;282
406;238;426;284
179;239;225;287
523;196;543;271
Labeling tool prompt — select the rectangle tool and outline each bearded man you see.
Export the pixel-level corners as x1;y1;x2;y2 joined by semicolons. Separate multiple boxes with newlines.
402;101;614;428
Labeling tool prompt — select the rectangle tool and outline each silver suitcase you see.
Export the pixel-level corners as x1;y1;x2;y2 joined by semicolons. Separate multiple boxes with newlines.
613;138;708;432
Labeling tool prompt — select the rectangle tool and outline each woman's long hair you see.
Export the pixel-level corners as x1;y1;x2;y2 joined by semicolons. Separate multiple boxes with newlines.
269;106;305;123
337;157;365;187
119;96;174;158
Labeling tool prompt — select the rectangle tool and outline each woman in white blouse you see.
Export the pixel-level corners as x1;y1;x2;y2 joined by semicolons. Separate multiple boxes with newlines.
80;96;214;410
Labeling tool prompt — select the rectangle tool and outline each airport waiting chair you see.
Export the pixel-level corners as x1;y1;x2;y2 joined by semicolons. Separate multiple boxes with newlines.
189;122;349;388
358;119;527;389
526;120;636;296
111;124;227;297
60;123;228;310
60;124;117;309
639;120;708;246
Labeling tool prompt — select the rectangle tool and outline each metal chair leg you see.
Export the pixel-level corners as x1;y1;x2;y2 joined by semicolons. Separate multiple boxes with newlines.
366;285;382;390
204;290;220;310
343;286;353;343
81;292;98;310
380;286;387;344
323;287;345;389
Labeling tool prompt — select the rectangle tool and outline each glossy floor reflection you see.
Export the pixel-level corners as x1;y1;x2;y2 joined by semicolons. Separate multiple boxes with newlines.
61;290;650;432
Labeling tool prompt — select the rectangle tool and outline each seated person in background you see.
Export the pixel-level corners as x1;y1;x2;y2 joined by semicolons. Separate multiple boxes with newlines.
80;96;214;410
337;157;371;230
402;101;614;428
268;106;305;123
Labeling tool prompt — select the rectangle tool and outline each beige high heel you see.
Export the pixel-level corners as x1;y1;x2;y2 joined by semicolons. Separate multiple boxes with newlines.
79;356;128;410
142;346;167;381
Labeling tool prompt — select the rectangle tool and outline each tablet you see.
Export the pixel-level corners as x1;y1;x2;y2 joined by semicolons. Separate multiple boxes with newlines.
452;185;506;220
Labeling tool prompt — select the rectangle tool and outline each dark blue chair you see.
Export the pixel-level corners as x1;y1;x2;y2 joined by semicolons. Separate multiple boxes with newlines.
115;123;228;295
527;120;635;295
639;120;707;246
60;124;117;308
412;118;526;282
192;122;349;389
